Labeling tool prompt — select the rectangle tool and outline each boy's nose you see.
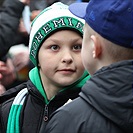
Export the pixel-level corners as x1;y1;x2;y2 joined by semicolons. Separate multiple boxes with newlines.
61;52;73;64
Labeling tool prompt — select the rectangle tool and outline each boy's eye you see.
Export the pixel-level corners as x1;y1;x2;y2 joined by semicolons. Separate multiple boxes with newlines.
50;45;59;51
73;45;82;51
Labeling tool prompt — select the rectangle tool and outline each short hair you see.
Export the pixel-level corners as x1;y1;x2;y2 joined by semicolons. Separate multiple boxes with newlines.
102;38;133;62
85;23;133;62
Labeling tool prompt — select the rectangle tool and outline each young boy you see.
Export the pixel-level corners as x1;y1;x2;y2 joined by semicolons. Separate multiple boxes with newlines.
0;2;90;133
44;0;133;133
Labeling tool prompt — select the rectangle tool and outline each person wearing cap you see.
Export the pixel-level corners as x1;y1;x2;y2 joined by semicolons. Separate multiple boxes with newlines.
44;0;133;133
0;2;90;133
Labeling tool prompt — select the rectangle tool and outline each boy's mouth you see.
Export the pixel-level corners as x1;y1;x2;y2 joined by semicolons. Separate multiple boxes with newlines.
57;69;76;74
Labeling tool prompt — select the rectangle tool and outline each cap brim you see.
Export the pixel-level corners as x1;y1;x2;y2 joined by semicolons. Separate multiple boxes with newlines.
69;2;88;19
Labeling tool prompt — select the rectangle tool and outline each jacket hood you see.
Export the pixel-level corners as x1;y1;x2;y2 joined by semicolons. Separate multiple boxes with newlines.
80;60;133;132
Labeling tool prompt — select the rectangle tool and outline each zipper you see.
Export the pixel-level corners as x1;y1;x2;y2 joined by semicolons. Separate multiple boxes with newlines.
29;88;50;122
44;104;49;122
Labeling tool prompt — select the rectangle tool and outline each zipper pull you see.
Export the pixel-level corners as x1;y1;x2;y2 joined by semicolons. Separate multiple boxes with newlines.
44;105;48;122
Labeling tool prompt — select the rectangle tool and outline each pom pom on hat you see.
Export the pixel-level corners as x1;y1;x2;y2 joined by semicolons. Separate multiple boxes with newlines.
29;2;84;66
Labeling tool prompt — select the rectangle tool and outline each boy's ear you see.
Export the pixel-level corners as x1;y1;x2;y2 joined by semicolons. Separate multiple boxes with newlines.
90;35;102;58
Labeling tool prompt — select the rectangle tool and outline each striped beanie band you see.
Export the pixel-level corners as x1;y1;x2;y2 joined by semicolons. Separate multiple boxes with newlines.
29;2;84;66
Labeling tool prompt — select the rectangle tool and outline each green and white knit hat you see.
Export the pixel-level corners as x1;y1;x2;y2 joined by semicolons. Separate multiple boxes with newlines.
29;2;85;66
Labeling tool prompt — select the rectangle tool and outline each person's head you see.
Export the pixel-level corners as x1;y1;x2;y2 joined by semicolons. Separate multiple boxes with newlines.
29;2;85;89
69;0;133;75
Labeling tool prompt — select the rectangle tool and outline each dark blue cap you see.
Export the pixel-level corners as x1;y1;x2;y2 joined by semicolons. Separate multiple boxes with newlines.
69;0;133;49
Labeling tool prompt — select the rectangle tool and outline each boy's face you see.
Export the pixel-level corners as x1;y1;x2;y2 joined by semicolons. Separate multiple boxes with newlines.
38;30;84;87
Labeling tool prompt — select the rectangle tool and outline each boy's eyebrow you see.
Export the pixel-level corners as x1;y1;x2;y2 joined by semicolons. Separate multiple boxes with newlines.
48;37;82;43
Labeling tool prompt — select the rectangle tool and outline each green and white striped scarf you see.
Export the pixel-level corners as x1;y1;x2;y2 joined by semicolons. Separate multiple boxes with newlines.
6;88;28;133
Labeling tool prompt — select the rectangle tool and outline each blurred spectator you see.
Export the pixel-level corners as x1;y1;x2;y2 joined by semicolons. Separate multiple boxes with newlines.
0;0;31;94
0;3;41;93
0;58;16;86
0;0;30;59
8;9;41;83
0;58;16;95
